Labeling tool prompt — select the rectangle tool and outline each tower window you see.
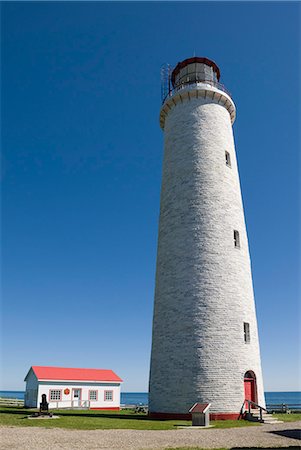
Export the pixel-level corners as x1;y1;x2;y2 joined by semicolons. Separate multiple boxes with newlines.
244;322;250;343
234;230;240;248
225;151;231;167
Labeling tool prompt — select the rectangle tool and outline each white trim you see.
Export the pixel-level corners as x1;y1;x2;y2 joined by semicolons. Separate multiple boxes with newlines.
189;403;198;413
203;403;211;413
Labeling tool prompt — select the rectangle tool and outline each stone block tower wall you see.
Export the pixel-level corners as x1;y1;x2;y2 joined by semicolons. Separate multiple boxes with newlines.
149;57;265;419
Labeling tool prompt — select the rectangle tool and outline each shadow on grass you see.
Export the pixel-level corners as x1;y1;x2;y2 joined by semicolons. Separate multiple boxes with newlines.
0;408;169;422
269;429;301;440
0;409;33;416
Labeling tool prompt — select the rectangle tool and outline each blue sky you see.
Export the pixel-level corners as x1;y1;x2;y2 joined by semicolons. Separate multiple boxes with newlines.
1;2;300;392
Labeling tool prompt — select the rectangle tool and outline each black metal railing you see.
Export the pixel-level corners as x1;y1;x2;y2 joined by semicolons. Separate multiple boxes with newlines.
246;400;267;421
162;79;232;104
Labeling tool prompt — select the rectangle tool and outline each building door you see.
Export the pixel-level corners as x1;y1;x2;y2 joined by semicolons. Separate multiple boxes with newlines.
72;389;81;407
244;371;256;409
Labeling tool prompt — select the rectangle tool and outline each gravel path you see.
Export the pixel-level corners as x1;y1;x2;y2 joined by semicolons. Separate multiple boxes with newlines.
0;421;300;450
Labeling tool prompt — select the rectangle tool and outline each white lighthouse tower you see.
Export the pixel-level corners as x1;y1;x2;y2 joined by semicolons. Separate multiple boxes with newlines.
149;57;265;419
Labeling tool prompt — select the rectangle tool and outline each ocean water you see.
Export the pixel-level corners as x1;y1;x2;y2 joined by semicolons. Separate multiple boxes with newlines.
0;391;25;400
264;391;301;406
1;390;300;407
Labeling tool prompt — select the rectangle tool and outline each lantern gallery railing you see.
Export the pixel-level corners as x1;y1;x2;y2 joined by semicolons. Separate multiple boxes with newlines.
162;79;232;104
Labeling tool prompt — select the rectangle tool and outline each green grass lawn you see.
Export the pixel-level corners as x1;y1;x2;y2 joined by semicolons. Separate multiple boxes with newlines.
274;412;301;422
0;407;261;430
1;407;299;431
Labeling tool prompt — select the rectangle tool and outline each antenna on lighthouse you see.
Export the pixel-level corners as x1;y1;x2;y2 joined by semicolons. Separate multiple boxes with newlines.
160;63;172;103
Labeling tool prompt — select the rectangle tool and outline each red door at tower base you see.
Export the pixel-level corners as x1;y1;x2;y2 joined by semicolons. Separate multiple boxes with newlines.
244;378;255;409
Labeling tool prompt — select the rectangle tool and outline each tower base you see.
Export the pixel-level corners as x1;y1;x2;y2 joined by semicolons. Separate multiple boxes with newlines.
149;412;241;421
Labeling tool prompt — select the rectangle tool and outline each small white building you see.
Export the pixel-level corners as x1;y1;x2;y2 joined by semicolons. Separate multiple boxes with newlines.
24;366;123;410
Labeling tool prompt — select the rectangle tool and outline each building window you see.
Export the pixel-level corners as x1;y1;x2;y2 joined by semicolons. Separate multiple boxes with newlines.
234;230;240;248
225;151;231;167
89;390;97;401
49;390;62;401
244;322;250;343
104;390;113;401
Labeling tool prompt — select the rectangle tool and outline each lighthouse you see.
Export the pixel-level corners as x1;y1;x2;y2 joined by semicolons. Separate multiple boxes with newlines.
149;57;265;419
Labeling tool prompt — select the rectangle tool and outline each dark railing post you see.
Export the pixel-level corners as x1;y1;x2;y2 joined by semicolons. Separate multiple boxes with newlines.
260;407;263;422
248;401;251;415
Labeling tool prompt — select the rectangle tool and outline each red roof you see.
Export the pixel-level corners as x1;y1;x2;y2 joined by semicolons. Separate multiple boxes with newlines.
29;366;123;382
189;402;211;413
